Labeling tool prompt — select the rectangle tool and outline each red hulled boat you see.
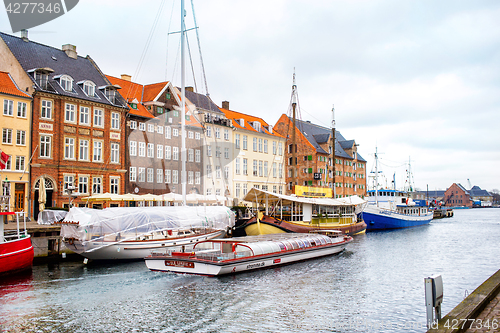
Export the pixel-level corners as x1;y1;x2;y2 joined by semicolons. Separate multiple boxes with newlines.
0;212;34;275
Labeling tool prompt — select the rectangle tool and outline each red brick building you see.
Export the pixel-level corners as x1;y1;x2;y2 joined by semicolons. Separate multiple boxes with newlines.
273;114;367;198
443;183;472;207
0;32;129;216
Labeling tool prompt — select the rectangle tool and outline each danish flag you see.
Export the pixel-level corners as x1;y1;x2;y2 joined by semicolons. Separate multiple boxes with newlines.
0;149;10;170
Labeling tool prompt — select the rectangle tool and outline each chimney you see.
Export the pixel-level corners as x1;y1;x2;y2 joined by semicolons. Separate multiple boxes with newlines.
185;86;194;92
21;29;28;42
62;44;77;59
121;74;132;81
222;101;229;109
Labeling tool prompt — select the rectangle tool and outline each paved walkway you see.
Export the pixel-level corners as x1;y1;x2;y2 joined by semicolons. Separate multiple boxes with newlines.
464;291;500;333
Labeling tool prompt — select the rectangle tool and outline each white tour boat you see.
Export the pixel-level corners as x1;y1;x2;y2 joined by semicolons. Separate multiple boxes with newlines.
59;206;234;260
145;232;352;276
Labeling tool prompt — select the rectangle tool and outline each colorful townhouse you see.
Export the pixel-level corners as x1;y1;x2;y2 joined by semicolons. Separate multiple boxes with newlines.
0;32;129;217
273;115;367;198
106;75;204;200
220;102;286;203
0;71;32;215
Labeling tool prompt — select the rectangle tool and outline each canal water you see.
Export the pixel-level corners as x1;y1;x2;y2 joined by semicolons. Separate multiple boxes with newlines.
1;208;499;332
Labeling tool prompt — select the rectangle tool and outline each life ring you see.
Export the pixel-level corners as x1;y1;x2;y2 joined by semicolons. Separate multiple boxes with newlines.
68;238;74;245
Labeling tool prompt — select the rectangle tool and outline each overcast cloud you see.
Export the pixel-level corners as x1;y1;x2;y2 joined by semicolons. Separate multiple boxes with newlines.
1;0;499;191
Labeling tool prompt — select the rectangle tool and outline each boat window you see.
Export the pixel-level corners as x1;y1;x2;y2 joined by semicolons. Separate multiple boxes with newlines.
290;240;299;249
277;242;286;251
323;236;332;244
302;239;311;247
282;240;292;250
297;240;305;248
391;192;394;196
318;237;326;245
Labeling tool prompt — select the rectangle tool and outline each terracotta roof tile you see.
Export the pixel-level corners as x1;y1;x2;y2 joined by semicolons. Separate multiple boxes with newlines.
106;75;154;119
143;82;168;101
219;107;283;138
0;71;31;98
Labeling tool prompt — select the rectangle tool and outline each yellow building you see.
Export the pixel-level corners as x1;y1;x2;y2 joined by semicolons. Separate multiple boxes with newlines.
0;71;32;215
220;102;286;203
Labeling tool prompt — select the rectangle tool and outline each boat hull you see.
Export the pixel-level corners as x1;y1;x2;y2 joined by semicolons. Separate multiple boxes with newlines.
146;240;349;276
362;207;433;230
242;215;366;237
0;236;34;275
65;230;226;260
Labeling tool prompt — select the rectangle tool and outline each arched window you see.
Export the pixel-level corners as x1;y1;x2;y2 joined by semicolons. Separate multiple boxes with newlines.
83;81;96;97
59;75;73;92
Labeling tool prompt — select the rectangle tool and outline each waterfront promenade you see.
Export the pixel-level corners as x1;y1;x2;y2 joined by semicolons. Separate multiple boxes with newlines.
428;269;500;333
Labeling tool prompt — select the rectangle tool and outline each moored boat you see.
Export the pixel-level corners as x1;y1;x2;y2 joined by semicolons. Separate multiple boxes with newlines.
145;232;352;276
0;212;34;275
59;206;235;260
237;188;367;236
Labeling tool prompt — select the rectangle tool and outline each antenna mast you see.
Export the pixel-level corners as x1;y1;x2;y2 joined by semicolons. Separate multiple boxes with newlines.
291;71;297;192
331;105;336;198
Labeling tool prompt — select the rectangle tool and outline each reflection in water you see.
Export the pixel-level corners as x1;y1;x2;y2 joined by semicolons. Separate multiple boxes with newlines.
0;209;499;332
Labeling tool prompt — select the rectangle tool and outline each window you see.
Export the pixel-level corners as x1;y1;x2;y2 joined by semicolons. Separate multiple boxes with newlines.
258;160;263;177
235;183;241;198
243;183;248;196
165;170;171;183
188;131;194;139
138;142;146;157
111;112;120;130
188;171;194;184
94;108;104;127
138;168;145;182
224;129;229;140
83;81;95;97
258;138;263;152
215;146;221;158
235;134;240;149
16;130;26;145
147;168;154;182
79;176;89;194
273;162;277;178
173;128;179;137
165;126;171;139
224;147;229;159
65;103;76;122
41;100;52;119
110;177;119;194
2;128;12;144
253;137;257;152
235;158;240;174
216;166;221;179
195;149;200;163
15;156;25;171
93;140;103;162
172;170;179;184
243;158;248;175
195;132;200;140
206;126;211;137
59;75;73;91
111;143;119;163
64;137;75;159
148;124;154;133
165;146;171;160
104;87;116;103
40;135;51;158
92;177;102;194
188;149;194;162
224;166;229;180
273;141;277;155
273;185;277;193
157;144;163;159
195;172;200;184
157;169;163;183
207;165;212;177
279;163;283;178
173;147;179;160
17;102;27;118
278;142;283;156
80;106;90;125
264;139;268;153
157;126;163;134
3;99;13;116
264;161;268;177
147;143;154;158
63;175;75;195
129;141;137;156
129;167;137;182
215;127;220;139
130;120;137;129
207;145;212;157
253;160;258;176
206;188;212;196
139;122;146;131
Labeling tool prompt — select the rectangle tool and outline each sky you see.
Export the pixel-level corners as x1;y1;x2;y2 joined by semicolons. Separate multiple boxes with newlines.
1;0;499;192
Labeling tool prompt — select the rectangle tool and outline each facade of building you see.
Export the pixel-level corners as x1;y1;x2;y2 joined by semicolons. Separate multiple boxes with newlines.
469;185;493;207
273;115;367;198
0;71;32;215
220;102;286;203
106;76;204;199
443;183;472;207
0;32;129;216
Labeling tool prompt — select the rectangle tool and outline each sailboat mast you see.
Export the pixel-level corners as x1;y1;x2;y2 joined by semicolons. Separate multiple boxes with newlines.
180;0;187;205
331;105;336;198
291;73;297;192
375;147;379;206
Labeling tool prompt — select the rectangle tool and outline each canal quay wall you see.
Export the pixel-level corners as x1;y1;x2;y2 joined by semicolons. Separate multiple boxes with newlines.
427;269;500;333
3;219;70;259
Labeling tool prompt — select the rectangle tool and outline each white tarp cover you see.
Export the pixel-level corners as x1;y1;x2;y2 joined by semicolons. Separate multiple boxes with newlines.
60;206;235;241
37;209;68;225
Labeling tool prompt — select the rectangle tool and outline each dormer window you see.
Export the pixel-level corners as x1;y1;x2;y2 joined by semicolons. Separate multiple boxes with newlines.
29;67;54;90
58;75;73;92
104;87;116;103
252;121;261;131
83;81;96;97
